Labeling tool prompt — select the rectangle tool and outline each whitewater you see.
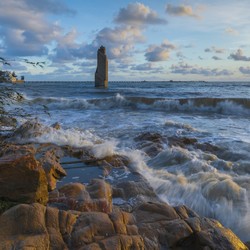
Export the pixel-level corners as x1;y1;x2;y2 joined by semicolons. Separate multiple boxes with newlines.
1;81;250;241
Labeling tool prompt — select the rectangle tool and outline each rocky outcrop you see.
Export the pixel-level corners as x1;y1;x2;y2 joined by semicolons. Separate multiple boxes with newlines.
95;46;108;88
49;179;113;213
0;154;48;205
36;145;66;191
0;200;247;250
0;137;248;249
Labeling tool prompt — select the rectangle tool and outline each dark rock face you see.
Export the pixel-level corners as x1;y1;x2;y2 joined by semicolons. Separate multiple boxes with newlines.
0;154;48;205
95;46;108;88
134;132;165;157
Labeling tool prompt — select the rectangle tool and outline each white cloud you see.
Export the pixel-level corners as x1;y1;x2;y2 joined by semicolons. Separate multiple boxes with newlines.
166;4;200;19
145;40;176;62
0;0;68;56
114;2;167;26
51;25;145;62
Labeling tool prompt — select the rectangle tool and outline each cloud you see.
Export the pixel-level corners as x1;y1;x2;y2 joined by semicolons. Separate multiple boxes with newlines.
166;4;199;18
204;46;225;54
228;49;250;61
176;52;186;60
225;27;238;36
145;40;176;62
171;63;232;76
131;63;163;72
212;56;222;60
51;25;145;63
23;0;75;15
0;0;69;57
239;66;250;75
114;2;167;26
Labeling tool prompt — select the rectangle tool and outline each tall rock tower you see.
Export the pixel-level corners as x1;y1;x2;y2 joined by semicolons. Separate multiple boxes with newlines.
95;46;108;88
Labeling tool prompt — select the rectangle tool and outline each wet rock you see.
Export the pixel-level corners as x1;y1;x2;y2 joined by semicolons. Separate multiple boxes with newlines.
49;179;112;213
196;142;220;154
0;143;36;158
185;217;248;250
133;202;192;249
85;153;130;169
168;136;197;148
0;115;17;129
174;205;199;219
134;132;164;143
36;145;66;191
114;180;158;201
134;132;165;157
133;202;248;250
0;154;48;205
133;202;180;223
52;122;61;130
12;120;46;139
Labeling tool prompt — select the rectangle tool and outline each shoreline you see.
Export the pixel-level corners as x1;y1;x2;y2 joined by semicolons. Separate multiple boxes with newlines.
0;86;249;249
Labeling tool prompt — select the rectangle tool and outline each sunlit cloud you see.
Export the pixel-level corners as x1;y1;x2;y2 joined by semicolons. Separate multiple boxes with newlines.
166;4;200;19
51;25;145;62
0;0;68;56
114;2;167;26
145;40;176;62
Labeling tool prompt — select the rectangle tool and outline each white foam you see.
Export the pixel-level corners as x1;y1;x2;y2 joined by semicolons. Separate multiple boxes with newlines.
124;144;250;241
92;140;118;159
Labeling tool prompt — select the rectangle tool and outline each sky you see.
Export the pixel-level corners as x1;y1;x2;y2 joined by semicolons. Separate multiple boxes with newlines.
1;0;250;81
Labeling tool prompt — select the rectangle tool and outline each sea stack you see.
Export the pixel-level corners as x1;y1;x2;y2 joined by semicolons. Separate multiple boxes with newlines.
95;46;108;88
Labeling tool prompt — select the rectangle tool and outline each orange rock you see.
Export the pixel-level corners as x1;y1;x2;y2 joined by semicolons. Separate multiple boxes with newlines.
0;154;48;204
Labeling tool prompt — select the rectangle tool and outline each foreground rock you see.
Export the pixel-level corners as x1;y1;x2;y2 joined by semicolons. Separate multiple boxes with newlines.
0;134;248;249
0;200;247;250
0;154;48;205
36;144;67;191
49;179;113;213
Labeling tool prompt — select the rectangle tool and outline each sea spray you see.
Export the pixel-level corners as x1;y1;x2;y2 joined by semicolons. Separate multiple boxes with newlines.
127;145;250;241
92;140;118;159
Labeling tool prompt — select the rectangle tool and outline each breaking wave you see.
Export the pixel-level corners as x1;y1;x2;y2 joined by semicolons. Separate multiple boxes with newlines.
27;94;250;116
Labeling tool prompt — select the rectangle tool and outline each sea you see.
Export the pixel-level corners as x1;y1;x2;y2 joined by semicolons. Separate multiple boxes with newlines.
1;81;250;241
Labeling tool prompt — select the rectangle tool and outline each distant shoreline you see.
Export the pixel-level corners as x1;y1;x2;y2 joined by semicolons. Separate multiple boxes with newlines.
19;80;250;84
